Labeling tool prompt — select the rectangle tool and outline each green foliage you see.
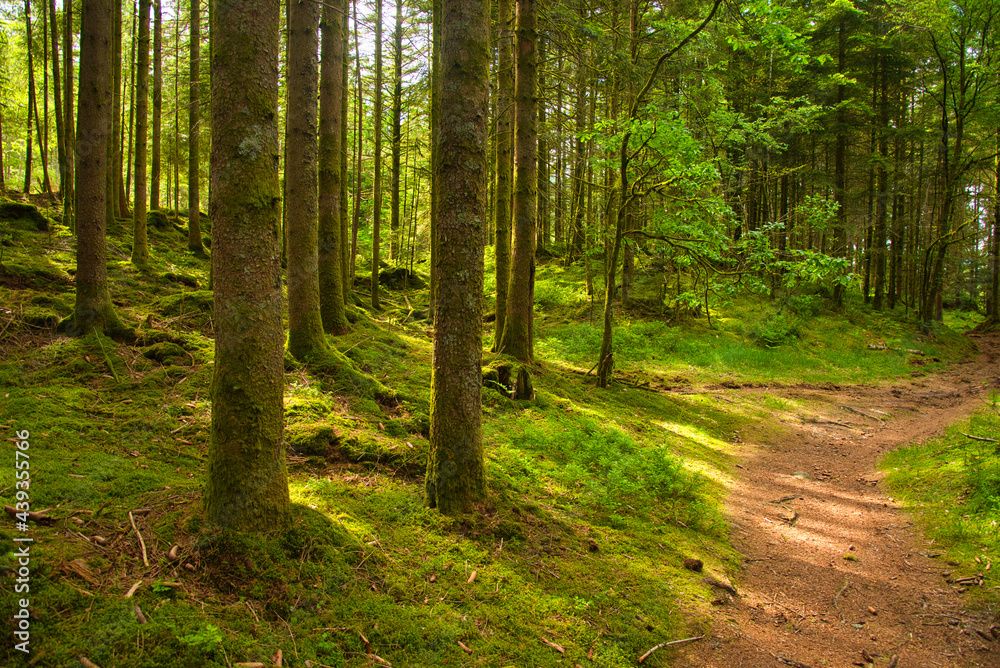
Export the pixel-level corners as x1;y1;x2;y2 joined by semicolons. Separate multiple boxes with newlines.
884;405;1000;605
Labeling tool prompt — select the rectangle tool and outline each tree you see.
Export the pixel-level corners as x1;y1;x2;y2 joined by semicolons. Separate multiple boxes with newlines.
492;0;513;351
371;0;384;309
319;0;350;334
286;0;329;359
151;0;162;211
425;0;489;514
188;0;205;256
64;0;126;337
390;0;403;263
497;0;536;365
131;0;152;266
204;0;290;530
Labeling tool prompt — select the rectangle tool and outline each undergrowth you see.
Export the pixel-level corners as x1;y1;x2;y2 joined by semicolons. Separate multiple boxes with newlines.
0;197;980;667
883;398;1000;607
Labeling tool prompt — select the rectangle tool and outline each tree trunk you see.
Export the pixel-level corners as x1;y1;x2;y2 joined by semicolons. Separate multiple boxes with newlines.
319;0;349;334
47;0;65;199
873;54;889;311
23;0;35;194
187;0;204;255
390;0;403;263
371;0;384;309
536;35;548;252
498;0;537;363
205;0;289;531
832;14;847;306
426;0;489;515
151;0;162;210
131;0;151;266
107;1;122;222
352;0;362;281
62;0;75;226
340;9;351;301
286;0;329;357
492;0;514;351
66;0;125;336
429;0;441;318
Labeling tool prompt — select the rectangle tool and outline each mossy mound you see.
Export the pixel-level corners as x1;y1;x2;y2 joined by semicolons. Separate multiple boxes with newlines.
286;420;426;473
151;290;214;331
0;200;49;231
143;341;191;365
378;266;425;289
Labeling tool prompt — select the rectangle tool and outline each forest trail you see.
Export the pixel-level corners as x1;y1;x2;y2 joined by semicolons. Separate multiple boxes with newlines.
674;332;1000;668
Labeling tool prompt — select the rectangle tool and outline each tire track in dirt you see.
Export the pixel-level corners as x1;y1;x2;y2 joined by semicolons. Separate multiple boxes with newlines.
673;333;1000;668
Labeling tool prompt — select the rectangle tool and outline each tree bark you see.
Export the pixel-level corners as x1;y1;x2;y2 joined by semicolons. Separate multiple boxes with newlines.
390;0;403;263
286;0;329;358
426;0;489;515
187;0;204;255
23;0;35;194
205;0;289;531
319;0;349;334
492;0;514;351
498;0;537;363
47;0;65;199
131;0;151;266
151;0;162;210
66;0;125;337
371;0;384;308
62;0;75;226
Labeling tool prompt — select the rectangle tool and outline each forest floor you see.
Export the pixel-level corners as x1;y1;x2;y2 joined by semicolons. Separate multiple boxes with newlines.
674;331;1000;668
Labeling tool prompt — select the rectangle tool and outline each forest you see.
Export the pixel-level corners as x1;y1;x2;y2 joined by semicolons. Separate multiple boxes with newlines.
2;0;1000;665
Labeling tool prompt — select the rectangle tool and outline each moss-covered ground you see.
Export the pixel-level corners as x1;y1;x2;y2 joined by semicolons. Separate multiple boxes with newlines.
0;197;977;667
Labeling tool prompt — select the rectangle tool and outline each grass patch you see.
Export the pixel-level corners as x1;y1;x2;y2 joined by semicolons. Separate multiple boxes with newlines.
883;399;1000;606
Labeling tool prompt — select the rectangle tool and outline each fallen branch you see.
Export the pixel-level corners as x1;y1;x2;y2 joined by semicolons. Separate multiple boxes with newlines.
4;505;55;525
129;511;149;567
638;635;704;663
78;657;103;668
833;578;849;623
774;655;814;668
540;637;565;654
962;432;999;443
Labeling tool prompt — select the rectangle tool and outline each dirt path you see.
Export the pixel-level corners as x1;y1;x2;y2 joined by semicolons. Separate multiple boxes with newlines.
673;332;1000;668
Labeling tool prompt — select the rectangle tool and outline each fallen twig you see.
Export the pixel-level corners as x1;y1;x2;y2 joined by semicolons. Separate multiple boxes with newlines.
638;635;704;663
129;511;149;567
833;578;848;623
774;655;814;668
962;432;999;443
78;657;103;668
4;504;55;525
540;637;565;654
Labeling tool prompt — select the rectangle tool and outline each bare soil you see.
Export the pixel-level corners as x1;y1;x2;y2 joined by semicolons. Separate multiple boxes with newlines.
673;332;1000;668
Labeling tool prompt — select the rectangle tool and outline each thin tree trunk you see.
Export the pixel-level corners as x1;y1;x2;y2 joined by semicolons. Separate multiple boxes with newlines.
340;7;350;301
62;0;75;226
390;0;403;263
68;0;125;336
151;0;162;210
24;0;35;194
352;0;362;280
371;0;383;308
498;0;537;364
492;0;514;350
47;0;65;198
319;0;349;334
286;0;329;358
188;0;204;254
131;0;151;266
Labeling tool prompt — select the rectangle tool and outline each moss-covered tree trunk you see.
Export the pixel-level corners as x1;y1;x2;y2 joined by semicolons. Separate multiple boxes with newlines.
67;0;124;336
492;0;513;352
426;0;489;515
287;0;330;358
371;0;383;309
319;0;349;335
187;0;204;256
62;0;75;228
498;0;536;363
151;0;162;211
390;0;403;264
340;9;351;302
429;0;441;319
205;0;289;531
131;0;151;266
